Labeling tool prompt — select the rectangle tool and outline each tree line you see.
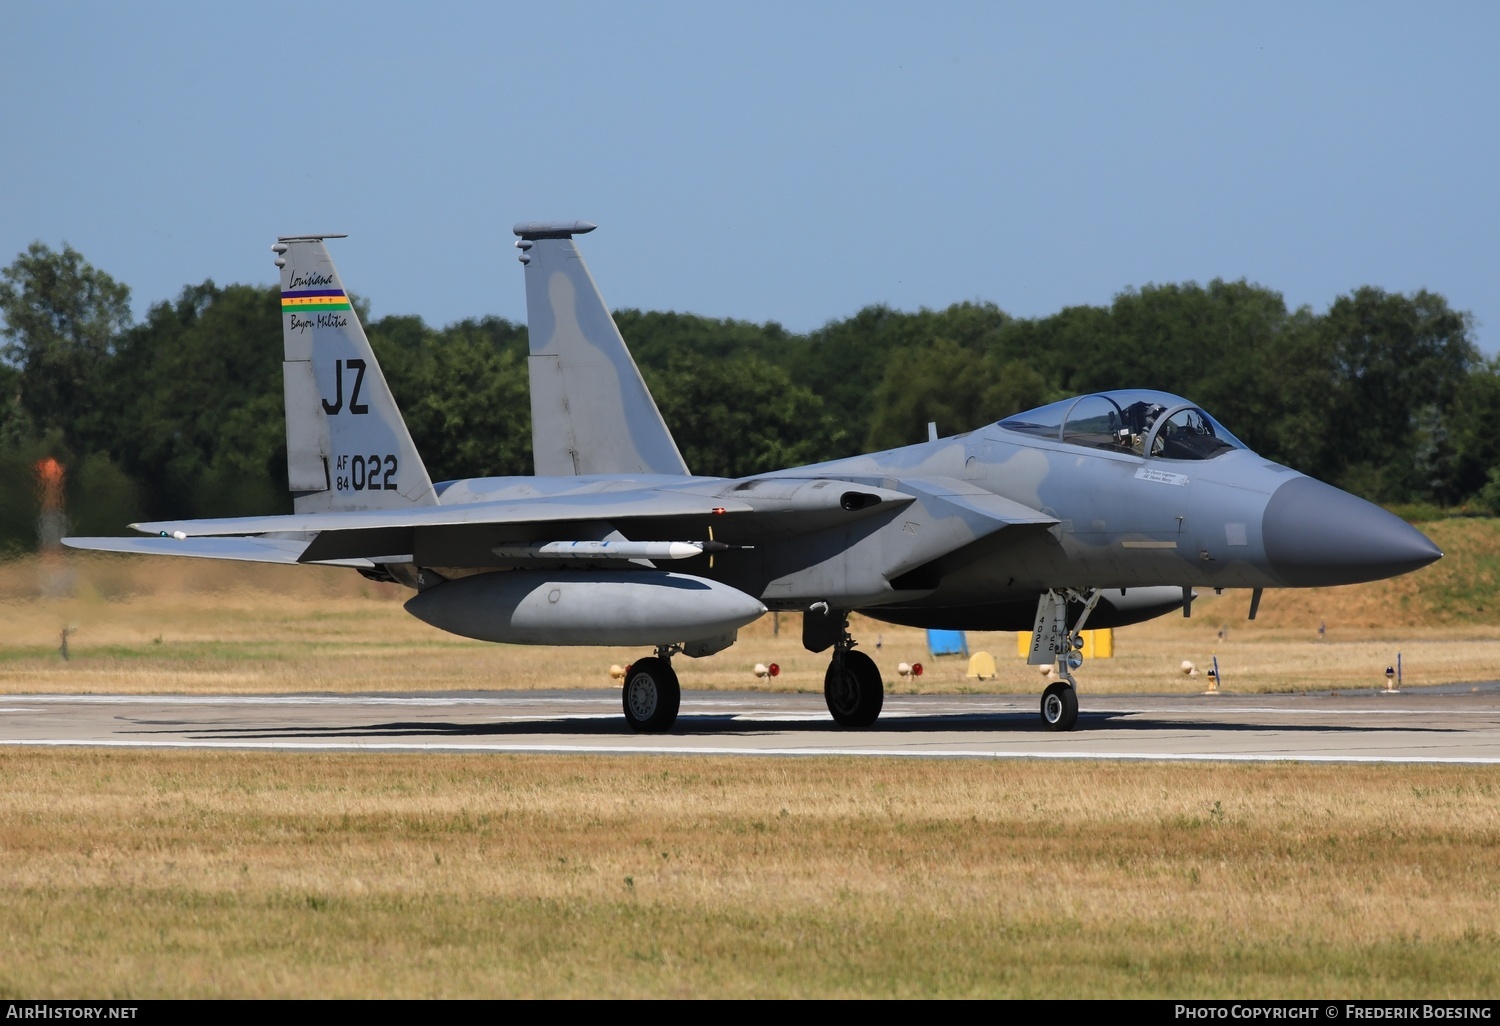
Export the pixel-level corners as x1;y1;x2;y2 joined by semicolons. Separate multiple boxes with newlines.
2;241;1497;551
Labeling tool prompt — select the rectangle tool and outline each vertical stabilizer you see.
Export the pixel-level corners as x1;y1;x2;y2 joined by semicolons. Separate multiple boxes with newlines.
515;221;689;477
274;236;437;513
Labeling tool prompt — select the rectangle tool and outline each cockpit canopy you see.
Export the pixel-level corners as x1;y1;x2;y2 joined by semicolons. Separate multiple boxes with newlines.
997;389;1247;460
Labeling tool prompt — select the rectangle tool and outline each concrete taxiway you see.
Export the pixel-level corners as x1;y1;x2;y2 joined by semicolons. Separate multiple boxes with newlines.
3;684;1500;763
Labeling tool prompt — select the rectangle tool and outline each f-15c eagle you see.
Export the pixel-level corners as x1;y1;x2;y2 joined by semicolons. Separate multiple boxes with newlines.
65;223;1442;733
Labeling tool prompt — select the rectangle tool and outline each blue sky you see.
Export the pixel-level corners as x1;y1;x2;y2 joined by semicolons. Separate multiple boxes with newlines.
4;2;1497;354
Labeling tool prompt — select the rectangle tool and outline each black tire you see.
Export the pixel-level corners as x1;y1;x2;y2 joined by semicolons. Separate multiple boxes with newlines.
1040;680;1079;731
622;657;681;733
824;649;884;728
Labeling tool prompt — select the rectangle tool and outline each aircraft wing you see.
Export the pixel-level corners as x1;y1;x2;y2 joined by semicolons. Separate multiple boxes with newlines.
129;489;760;539
72;476;1050;577
60;535;381;568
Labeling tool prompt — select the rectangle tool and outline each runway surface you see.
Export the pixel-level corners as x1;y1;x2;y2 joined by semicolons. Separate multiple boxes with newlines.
4;683;1500;763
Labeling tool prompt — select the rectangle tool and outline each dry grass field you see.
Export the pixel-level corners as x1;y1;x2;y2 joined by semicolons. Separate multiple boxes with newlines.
0;521;1497;998
1;750;1496;999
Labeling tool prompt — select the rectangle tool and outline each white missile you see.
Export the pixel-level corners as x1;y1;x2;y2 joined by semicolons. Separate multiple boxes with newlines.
490;540;735;561
404;570;766;646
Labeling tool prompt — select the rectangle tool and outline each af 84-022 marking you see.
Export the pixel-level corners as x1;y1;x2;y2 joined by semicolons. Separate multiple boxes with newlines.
336;452;398;492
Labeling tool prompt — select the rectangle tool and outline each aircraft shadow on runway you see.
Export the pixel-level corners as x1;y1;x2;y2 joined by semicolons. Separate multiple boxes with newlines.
115;709;1461;742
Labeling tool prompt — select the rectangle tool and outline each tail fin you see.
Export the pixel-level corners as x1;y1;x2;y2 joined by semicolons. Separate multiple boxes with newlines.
274;235;437;513
514;221;689;477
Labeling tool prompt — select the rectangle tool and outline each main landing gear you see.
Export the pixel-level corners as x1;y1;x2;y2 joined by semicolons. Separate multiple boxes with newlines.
622;647;681;733
1028;588;1103;732
823;615;884;728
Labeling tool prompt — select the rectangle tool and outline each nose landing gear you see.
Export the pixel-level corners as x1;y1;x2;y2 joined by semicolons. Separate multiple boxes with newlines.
1028;588;1102;732
1041;679;1080;731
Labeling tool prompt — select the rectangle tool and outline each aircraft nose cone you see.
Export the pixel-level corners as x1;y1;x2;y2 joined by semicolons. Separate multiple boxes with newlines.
1262;476;1443;586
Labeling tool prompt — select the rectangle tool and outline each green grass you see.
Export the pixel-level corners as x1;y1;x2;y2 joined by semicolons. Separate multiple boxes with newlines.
1404;519;1500;619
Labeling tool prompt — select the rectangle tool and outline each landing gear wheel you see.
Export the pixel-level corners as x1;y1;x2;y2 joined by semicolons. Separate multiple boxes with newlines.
1040;680;1079;732
824;649;884;728
623;657;680;733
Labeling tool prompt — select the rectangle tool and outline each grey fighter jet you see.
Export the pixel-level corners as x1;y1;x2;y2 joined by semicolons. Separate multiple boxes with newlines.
64;224;1443;733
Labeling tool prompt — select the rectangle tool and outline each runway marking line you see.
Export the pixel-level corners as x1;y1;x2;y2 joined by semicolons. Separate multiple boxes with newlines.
4;737;1498;765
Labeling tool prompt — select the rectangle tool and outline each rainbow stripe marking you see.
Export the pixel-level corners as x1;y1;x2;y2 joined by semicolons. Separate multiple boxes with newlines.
281;289;351;311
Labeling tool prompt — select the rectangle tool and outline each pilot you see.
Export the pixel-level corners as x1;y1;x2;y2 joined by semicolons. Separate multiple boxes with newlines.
1147;405;1172;455
1126;402;1167;455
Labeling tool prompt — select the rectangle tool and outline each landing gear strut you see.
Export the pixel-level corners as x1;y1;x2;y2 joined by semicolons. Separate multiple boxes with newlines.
1028;588;1102;732
823;615;884;728
622;647;681;733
